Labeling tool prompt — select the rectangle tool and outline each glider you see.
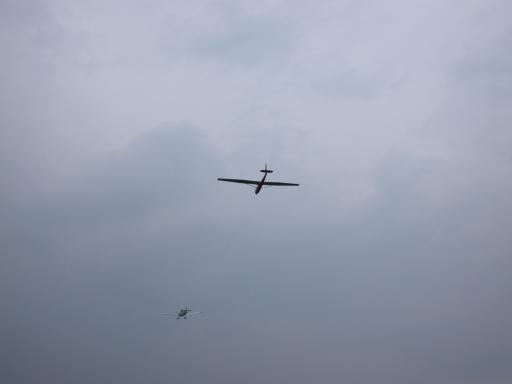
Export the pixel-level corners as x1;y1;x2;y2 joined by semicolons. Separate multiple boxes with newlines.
218;164;299;194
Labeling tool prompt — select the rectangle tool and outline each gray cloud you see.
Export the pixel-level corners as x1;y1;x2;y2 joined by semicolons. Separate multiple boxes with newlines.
159;2;298;67
452;27;512;103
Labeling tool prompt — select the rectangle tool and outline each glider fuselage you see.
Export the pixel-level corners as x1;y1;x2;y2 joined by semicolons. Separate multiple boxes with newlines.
255;172;267;194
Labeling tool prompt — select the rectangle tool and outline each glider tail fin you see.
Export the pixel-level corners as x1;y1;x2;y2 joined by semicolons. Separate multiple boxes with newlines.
260;164;274;173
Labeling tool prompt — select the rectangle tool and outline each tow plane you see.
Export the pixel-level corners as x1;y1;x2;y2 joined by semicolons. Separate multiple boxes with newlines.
217;164;299;195
162;307;202;320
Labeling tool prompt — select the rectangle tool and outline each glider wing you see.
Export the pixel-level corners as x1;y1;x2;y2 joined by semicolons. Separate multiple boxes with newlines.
261;181;299;186
217;178;260;185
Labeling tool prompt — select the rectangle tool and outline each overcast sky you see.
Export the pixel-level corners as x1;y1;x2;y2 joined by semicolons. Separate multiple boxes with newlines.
1;1;512;383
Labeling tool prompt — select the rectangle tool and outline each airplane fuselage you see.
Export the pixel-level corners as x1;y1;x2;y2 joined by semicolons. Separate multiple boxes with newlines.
177;309;189;319
255;173;268;194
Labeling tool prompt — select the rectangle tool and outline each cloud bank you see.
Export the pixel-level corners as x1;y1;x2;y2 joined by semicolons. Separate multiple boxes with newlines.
1;1;512;383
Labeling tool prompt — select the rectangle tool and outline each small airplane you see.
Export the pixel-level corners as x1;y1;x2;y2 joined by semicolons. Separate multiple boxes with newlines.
162;307;202;320
217;164;299;195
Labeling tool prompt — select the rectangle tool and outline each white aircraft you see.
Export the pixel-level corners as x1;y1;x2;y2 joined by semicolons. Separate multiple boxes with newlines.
162;307;202;320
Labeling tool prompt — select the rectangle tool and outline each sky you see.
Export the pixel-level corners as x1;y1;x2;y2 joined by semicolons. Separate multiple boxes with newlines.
1;0;512;383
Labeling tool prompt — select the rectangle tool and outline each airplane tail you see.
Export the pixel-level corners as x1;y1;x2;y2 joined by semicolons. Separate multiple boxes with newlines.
260;164;273;173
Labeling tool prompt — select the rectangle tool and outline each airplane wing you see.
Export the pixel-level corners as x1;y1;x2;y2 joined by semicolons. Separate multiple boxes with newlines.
217;178;260;185
261;182;299;186
189;311;202;316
